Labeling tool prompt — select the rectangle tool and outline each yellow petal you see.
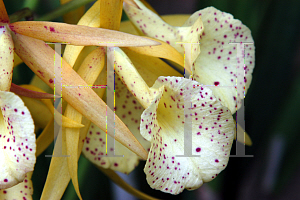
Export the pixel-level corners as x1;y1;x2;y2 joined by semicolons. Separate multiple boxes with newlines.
191;7;255;113
0;172;33;199
100;0;123;30
20;96;52;130
41;117;91;200
124;0;203;63
0;91;35;189
125;37;184;67
63;0;100;67
122;48;182;86
141;77;234;194
64;46;105;200
235;121;252;146
60;0;85;24
111;47;163;108
0;0;9;23
30;75;53;94
13;32;148;159
83;76;150;174
0;24;13;91
9;21;161;47
13;53;23;67
20;84;84;129
99;167;158;200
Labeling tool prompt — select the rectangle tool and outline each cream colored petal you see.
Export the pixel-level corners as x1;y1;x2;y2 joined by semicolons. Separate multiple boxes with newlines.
0;91;35;189
190;7;255;113
123;0;203;63
0;172;33;199
83;75;151;174
0;24;13;91
140;77;234;194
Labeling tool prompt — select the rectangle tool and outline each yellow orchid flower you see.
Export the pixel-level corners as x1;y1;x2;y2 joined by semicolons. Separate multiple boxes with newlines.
123;0;255;114
0;0;255;198
0;0;159;198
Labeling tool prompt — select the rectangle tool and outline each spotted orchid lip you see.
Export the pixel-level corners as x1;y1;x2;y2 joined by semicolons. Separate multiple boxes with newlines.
140;76;234;194
108;47;234;194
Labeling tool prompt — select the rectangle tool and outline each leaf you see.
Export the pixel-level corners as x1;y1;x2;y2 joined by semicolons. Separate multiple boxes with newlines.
9;21;161;47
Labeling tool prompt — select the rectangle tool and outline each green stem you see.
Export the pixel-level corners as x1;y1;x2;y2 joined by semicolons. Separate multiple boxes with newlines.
36;0;95;21
9;8;33;23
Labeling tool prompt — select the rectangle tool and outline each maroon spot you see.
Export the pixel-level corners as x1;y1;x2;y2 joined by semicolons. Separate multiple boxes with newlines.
4;179;8;182
215;159;219;163
14;109;17;112
49;79;53;83
196;147;201;152
214;81;220;86
49;27;55;32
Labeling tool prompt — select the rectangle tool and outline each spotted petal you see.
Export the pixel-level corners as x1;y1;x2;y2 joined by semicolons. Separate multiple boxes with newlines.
189;7;255;113
0;172;33;199
0;24;13;91
0;91;35;189
83;75;150;174
123;0;203;64
140;77;234;194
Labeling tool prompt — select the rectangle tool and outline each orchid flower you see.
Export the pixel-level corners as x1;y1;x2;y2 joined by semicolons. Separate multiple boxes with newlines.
123;0;255;114
0;0;255;198
0;0;160;198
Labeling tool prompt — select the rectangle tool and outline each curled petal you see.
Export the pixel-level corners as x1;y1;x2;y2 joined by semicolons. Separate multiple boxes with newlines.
0;172;33;199
0;91;35;189
140;77;234;194
0;24;13;91
9;21;161;47
124;0;203;63
111;47;163;108
191;7;255;113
